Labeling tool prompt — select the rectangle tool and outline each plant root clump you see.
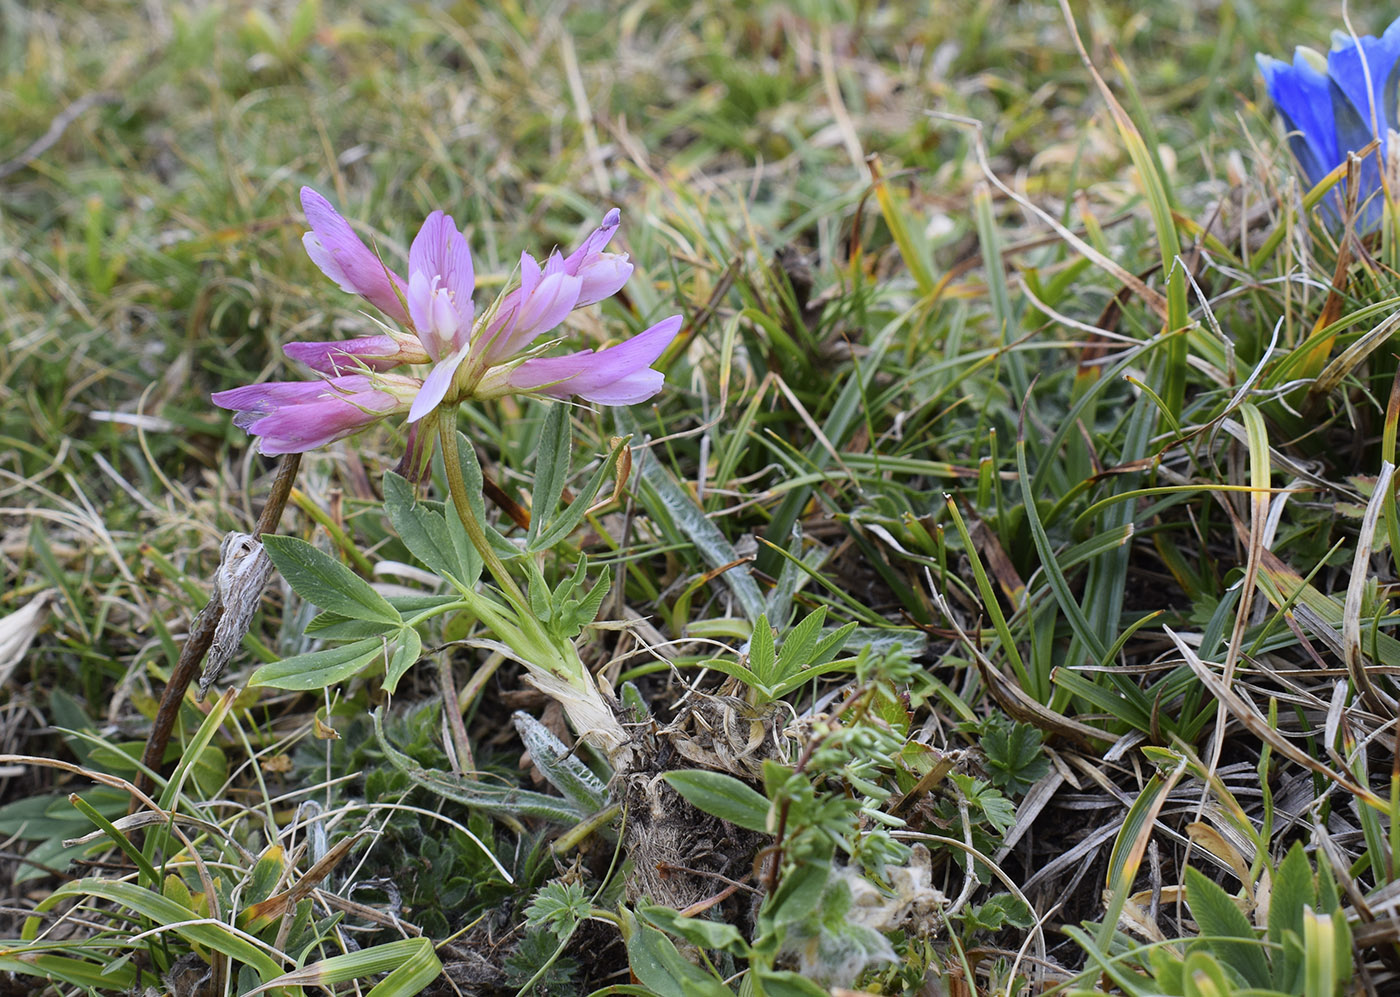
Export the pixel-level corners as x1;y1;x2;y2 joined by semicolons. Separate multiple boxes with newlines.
620;768;765;914
616;694;783;914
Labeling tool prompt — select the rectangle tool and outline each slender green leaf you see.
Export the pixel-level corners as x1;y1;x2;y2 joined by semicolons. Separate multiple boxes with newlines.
617;408;766;621
245;938;441;997
26;879;283;979
749;614;777;688
262;534;401;626
249;637;387;691
512;710;607;813
0;953;141;991
383;472;465;582
527;402;571;548
662;770;770;832
640;905;749;955
373;709;585;822
383;628;422;695
622;909;732;997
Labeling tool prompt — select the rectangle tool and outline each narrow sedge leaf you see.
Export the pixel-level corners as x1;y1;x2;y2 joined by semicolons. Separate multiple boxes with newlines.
68;793;160;887
0;955;139;992
661;770;770;833
156;687;235;815
243;938;441;996
1015;441;1107;665
261;534;401;626
616;408;766;621
1098;761;1186;950
944;496;1036;697
25;879;283;979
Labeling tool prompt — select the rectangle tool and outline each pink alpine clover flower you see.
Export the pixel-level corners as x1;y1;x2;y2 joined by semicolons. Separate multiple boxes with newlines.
213;187;680;459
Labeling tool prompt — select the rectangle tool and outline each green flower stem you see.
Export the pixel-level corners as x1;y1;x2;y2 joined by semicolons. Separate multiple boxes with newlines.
435;413;578;683
438;414;529;608
434;412;628;764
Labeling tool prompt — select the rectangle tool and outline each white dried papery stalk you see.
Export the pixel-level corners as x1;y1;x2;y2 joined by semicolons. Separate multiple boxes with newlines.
0;589;55;689
200;531;274;698
523;667;631;770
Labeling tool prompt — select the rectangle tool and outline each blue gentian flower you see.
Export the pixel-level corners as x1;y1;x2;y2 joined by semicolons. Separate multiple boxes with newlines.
1257;18;1400;230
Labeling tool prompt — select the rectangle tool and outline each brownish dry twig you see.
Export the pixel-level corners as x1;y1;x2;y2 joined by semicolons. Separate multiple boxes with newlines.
133;453;301;807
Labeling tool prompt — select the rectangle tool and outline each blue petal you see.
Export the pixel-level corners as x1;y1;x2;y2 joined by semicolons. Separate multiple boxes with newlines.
1258;50;1340;187
1326;18;1400;158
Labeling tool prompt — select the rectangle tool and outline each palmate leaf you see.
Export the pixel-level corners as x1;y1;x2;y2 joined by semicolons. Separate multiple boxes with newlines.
981;719;1049;795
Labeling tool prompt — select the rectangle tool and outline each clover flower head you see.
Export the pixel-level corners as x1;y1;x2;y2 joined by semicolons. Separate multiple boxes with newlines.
213;188;680;464
1257;16;1400;230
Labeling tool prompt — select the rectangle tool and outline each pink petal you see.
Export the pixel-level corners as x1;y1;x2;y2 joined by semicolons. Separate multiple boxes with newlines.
507;315;681;404
248;392;402;454
561;208;621;272
519;251;543;296
301;188;410;325
490;272;583;361
212;375;376;415
284;336;406;374
574;254;632;307
407;211;475;348
213;374;410;455
559;209;629;305
408;345;471;423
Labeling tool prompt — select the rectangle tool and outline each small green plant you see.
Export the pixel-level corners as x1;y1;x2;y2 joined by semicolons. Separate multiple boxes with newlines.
695;608;859;707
